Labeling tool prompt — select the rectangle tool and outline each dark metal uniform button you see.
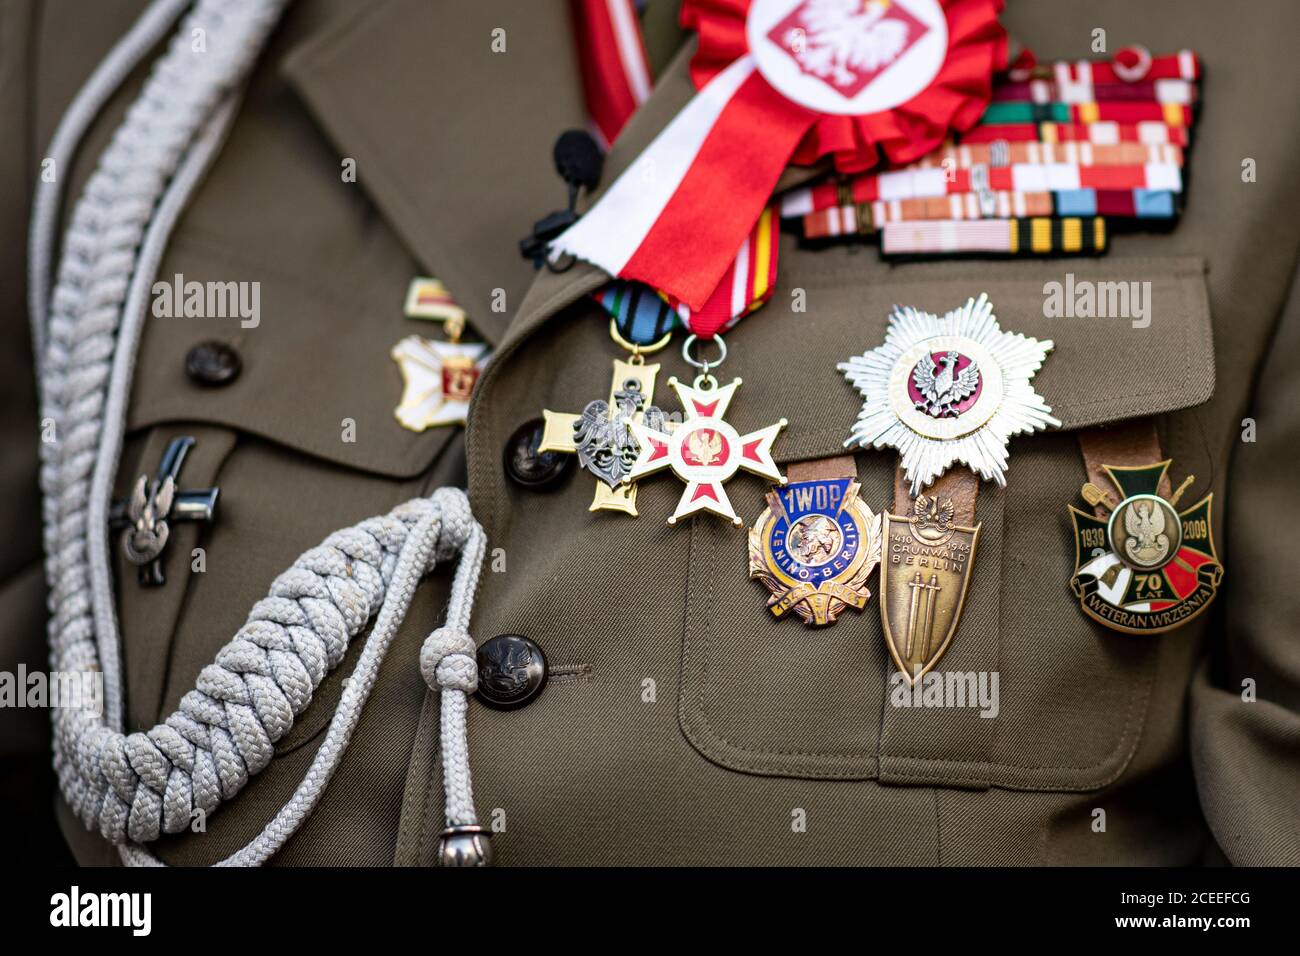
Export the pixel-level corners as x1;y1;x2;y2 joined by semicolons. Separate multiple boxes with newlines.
503;418;573;489
476;634;547;710
185;341;241;386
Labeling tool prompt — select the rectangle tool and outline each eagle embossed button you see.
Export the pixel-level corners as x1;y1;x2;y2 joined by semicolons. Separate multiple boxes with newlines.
504;418;575;490
475;635;547;710
185;340;242;387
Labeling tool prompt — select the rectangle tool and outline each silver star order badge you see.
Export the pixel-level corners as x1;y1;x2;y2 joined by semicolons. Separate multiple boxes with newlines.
838;293;1060;494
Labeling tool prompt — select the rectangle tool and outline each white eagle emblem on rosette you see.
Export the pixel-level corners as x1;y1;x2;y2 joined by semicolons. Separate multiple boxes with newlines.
838;293;1060;494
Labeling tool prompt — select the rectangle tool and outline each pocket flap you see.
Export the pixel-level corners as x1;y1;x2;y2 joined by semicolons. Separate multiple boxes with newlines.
737;254;1214;464
1008;256;1213;430
129;234;457;479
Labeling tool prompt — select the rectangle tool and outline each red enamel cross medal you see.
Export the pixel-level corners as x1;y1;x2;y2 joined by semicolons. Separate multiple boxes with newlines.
627;377;786;526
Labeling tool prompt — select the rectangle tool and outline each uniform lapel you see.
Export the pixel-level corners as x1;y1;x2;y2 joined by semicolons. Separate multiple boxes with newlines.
502;41;704;353
502;38;832;354
282;0;589;345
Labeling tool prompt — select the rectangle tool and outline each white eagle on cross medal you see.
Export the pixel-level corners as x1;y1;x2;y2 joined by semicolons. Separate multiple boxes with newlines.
627;377;787;526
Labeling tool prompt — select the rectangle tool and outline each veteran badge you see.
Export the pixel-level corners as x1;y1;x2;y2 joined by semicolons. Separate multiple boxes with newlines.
1068;460;1222;634
627;376;786;526
839;293;1060;494
391;335;488;431
880;493;981;683
748;475;882;626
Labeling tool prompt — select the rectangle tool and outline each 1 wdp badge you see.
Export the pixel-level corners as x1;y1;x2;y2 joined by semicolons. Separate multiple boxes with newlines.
748;476;881;626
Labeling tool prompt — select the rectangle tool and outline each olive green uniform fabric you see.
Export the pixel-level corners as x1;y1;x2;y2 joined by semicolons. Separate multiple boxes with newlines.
0;0;59;863
3;0;1297;865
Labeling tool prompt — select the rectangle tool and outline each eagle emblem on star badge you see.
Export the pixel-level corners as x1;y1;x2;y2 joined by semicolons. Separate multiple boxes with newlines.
838;293;1060;494
391;335;489;431
627;377;786;526
911;349;980;417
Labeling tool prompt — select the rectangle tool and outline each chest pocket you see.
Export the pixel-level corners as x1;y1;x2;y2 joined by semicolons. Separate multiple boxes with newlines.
677;254;1213;791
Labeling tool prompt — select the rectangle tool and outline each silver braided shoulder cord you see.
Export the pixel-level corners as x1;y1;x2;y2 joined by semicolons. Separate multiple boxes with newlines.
35;0;490;866
122;491;488;867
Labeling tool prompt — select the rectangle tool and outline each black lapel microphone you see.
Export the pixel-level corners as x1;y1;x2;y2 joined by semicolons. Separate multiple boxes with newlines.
520;129;605;270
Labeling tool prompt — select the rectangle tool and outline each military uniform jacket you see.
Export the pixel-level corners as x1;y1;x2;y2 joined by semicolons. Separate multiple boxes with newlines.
3;0;1298;865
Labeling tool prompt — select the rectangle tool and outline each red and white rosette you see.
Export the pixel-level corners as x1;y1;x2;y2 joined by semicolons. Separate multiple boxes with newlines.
553;0;1008;310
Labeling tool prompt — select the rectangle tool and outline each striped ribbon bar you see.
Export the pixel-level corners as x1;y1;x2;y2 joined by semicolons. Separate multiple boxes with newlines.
880;217;1107;257
962;121;1190;147
944;162;1179;196
404;277;467;324
801;205;867;240
981;101;1193;127
800;189;1174;239
1051;188;1175;218
993;78;1196;105
802;197;1051;239
911;141;1183;170
783;162;1180;213
1032;50;1202;86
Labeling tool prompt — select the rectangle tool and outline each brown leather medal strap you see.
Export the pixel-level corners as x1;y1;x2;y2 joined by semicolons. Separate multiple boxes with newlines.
882;420;1165;522
792;454;980;520
893;464;980;522
1076;420;1169;516
788;455;858;482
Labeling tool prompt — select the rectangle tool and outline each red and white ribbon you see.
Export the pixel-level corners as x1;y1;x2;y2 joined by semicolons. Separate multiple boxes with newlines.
574;0;781;337
555;53;809;310
572;0;653;146
554;0;1007;310
666;204;780;337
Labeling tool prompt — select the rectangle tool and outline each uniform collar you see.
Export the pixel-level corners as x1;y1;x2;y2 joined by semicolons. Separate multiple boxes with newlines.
282;0;590;345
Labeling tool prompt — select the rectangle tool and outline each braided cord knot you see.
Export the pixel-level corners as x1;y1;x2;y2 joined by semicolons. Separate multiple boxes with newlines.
63;492;479;847
421;627;478;694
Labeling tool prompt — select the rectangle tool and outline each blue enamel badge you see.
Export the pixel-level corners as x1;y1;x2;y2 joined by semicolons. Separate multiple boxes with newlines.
747;477;882;627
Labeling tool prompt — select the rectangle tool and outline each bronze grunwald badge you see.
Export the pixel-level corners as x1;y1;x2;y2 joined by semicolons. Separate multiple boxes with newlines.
880;494;981;684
